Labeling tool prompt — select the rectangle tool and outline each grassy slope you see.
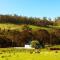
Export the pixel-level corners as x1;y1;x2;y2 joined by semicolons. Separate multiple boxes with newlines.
0;23;23;31
0;48;60;60
1;23;59;34
0;23;52;31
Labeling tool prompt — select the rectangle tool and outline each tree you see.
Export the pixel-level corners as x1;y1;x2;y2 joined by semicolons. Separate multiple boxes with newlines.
33;29;50;45
30;40;40;49
22;24;32;31
30;40;41;53
48;17;51;21
42;17;48;21
54;17;60;26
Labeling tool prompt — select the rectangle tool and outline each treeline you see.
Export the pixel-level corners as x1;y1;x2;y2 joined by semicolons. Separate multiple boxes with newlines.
0;14;60;26
0;26;60;47
0;15;53;26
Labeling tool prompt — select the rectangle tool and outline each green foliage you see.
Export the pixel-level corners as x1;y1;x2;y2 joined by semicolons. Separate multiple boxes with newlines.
30;40;40;49
43;17;48;21
0;15;53;26
22;24;32;31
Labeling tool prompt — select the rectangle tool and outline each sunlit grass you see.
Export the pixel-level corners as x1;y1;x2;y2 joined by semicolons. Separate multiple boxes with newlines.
0;23;51;31
0;48;60;60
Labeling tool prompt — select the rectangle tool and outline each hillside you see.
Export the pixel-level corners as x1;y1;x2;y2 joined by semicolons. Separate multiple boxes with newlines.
0;23;60;47
0;15;60;47
0;23;60;33
0;23;51;31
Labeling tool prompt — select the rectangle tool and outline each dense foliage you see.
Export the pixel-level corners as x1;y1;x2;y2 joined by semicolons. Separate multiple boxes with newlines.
0;15;53;26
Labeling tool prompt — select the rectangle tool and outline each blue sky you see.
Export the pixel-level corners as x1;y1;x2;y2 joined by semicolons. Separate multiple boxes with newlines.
0;0;60;18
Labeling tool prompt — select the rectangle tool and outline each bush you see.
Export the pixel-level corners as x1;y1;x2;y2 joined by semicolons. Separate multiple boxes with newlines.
30;40;40;49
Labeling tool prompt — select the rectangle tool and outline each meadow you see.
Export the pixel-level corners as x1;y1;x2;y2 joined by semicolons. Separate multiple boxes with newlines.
0;23;52;31
0;48;60;60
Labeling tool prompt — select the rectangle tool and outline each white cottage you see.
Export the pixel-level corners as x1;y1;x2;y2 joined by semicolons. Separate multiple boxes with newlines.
25;44;31;48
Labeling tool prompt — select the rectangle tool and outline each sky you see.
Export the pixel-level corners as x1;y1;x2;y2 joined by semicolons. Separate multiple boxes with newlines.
0;0;60;19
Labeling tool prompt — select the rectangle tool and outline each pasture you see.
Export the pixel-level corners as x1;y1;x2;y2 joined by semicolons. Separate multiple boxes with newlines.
0;48;60;60
0;23;51;31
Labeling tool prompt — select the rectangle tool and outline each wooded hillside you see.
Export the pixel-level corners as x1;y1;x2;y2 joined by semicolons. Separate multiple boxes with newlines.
0;15;60;47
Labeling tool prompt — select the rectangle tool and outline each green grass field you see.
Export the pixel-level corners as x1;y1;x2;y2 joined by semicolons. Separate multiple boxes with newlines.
0;48;60;60
0;23;52;31
0;23;23;31
0;23;60;33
